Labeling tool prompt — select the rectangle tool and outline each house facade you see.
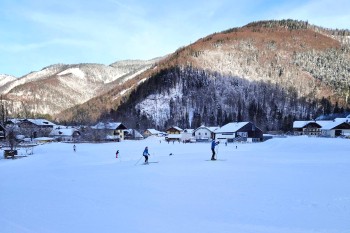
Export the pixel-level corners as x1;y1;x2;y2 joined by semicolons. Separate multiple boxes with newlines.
92;122;127;141
165;126;183;142
293;119;350;137
49;126;81;142
6;118;56;138
215;122;263;142
144;129;161;137
293;121;322;136
193;126;219;141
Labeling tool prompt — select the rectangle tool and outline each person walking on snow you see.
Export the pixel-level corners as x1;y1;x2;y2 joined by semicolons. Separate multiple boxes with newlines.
143;146;150;163
116;150;119;158
73;144;76;152
211;139;219;160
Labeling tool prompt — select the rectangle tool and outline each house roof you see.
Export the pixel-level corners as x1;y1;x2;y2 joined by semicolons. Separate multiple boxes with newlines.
183;129;194;133
166;126;183;132
194;125;220;133
25;119;56;126
7;118;56;126
293;120;350;129
215;122;250;133
92;122;127;130
124;129;144;138
49;126;80;136
146;129;161;135
320;121;350;130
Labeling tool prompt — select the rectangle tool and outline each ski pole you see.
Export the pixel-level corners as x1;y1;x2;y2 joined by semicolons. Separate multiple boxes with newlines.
135;155;143;166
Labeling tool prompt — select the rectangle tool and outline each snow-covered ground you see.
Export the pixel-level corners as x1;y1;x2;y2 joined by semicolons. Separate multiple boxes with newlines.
1;136;349;233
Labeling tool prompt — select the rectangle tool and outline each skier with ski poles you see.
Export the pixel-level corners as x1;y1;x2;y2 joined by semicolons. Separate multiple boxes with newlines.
211;138;220;160
143;146;150;164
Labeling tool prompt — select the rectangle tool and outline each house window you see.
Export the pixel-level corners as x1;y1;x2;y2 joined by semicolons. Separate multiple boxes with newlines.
205;133;207;135
199;132;201;135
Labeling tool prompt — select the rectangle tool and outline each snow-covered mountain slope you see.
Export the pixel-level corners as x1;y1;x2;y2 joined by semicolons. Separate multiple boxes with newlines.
0;59;159;115
0;74;16;87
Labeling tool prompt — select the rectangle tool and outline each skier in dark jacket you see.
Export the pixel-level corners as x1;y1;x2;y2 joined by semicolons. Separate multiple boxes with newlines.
143;146;150;163
211;139;219;160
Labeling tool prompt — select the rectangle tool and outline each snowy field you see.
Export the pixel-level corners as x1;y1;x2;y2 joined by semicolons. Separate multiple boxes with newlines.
1;136;350;233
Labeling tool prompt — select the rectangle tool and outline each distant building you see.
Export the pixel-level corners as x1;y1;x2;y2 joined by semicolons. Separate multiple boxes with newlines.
5;118;56;138
293;119;350;137
91;122;128;141
193;125;219;141
181;129;195;142
124;129;144;140
215;122;263;142
165;126;183;142
144;129;161;137
49;126;81;142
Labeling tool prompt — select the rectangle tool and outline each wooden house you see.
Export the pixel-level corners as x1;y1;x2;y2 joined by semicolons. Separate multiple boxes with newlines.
165;126;183;142
166;126;183;135
215;122;263;142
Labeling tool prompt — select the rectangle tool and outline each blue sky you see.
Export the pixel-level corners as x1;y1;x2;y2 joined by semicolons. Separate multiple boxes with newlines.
1;0;349;77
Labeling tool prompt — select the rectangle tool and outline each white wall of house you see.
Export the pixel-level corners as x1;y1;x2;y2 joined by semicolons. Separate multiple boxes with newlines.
194;128;212;140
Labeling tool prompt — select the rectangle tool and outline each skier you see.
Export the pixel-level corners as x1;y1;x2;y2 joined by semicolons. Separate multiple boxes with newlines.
73;144;76;152
211;139;219;160
143;146;150;164
116;150;119;158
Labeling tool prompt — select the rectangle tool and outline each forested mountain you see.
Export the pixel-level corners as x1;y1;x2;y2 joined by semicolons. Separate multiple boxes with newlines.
0;59;159;117
58;20;350;132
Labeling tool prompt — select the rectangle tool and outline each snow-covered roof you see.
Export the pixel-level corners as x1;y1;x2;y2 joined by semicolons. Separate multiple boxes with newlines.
124;129;144;138
194;125;220;132
167;126;183;132
293;121;313;128
183;129;194;133
92;122;126;130
25;119;56;127
215;122;250;133
49;126;80;136
293;120;350;129
146;129;161;135
320;121;350;130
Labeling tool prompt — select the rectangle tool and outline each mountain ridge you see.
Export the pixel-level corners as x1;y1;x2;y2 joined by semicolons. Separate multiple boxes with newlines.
60;19;349;131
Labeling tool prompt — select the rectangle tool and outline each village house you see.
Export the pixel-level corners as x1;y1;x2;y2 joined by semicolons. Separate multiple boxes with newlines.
124;129;144;140
143;129;161;137
6;118;56;138
165;126;183;142
49;126;81;142
193;125;220;142
91;122;128;141
215;122;263;142
294;118;350;137
293;121;322;136
181;129;195;142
